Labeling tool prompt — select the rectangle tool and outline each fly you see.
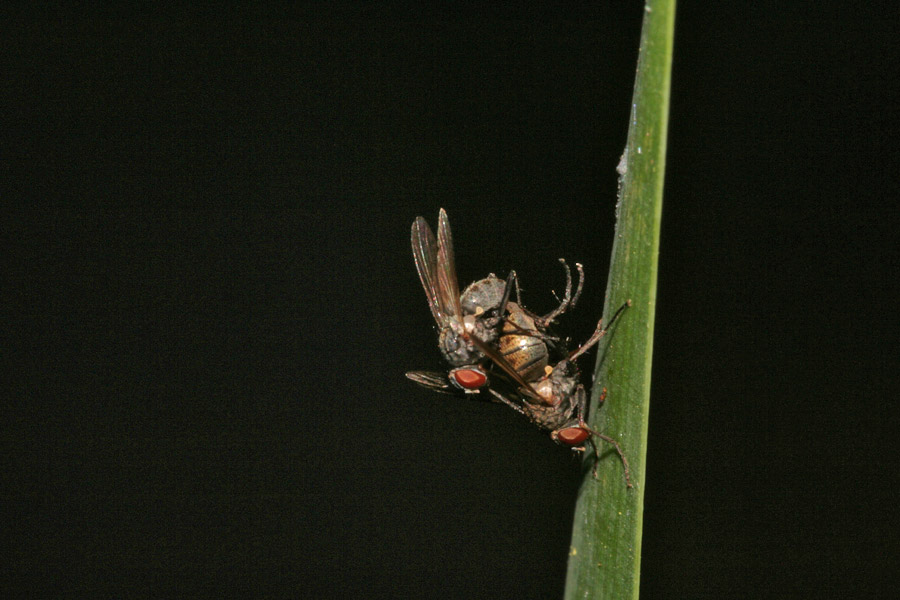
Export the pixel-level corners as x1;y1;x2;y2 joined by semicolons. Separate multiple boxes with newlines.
478;301;633;486
406;209;577;392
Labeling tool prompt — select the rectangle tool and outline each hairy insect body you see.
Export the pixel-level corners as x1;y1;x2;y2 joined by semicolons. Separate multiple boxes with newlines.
406;209;631;486
459;275;507;317
524;361;579;430
408;210;579;394
438;275;507;367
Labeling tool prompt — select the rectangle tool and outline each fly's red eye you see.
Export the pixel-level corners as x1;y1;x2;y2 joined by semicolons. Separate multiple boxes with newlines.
557;427;590;446
452;368;487;390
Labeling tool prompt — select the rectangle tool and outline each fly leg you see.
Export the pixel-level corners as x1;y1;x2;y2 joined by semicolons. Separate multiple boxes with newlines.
500;320;561;344
514;270;523;306
537;259;584;327
569;262;585;310
574;385;632;487
497;272;559;343
488;389;526;416
567;300;631;362
496;270;516;319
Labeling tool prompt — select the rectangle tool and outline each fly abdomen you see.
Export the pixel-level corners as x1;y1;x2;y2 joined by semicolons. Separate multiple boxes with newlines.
499;302;549;382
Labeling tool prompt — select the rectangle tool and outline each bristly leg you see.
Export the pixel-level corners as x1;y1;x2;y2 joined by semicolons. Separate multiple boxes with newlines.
569;263;585;310
574;386;632;487
538;259;581;326
496;270;516;321
488;389;526;415
567;300;631;363
500;320;561;344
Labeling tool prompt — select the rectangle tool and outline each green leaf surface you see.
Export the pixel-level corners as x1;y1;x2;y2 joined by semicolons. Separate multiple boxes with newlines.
563;2;675;599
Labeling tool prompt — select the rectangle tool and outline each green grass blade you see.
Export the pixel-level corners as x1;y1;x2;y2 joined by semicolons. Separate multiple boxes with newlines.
563;2;675;599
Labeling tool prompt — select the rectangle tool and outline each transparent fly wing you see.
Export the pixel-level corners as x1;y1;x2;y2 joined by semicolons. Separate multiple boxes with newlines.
411;216;445;326
405;370;455;394
436;208;463;321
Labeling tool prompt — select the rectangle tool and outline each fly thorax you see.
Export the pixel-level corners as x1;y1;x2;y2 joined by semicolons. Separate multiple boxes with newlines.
439;325;480;366
534;363;577;406
555;374;576;398
460;275;506;315
550;362;577;389
528;403;568;431
449;319;466;336
533;378;556;405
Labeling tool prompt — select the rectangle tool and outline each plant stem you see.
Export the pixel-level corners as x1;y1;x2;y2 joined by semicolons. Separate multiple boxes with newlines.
563;2;675;598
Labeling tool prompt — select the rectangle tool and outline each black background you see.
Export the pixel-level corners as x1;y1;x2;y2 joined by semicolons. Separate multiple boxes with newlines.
5;4;898;599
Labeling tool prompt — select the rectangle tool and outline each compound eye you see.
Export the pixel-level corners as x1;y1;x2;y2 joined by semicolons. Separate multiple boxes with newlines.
556;426;590;446
450;368;487;390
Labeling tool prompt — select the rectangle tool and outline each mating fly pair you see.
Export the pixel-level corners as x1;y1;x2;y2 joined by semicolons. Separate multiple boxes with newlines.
405;209;632;485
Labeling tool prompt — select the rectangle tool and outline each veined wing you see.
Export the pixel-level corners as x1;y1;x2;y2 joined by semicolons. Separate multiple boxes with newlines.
406;370;455;394
436;208;463;321
411;216;446;326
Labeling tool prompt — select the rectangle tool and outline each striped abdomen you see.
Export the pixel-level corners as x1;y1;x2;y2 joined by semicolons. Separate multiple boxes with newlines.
499;302;549;382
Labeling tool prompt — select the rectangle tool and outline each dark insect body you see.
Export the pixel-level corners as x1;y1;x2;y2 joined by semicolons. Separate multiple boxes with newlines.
481;301;633;486
406;208;631;486
407;209;577;393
